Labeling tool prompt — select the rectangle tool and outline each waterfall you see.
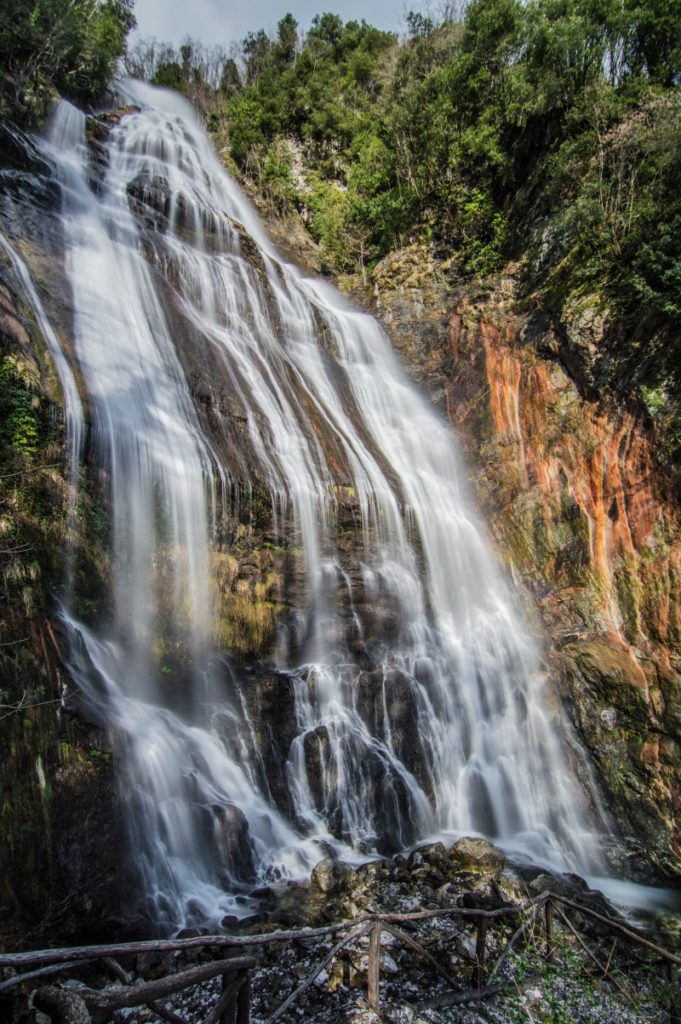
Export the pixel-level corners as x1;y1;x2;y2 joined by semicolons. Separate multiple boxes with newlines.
2;80;605;931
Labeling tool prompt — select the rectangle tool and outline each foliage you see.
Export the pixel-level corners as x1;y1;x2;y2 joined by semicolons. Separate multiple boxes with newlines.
224;15;403;265
171;1;679;459
261;138;299;214
547;83;681;451
0;358;40;457
6;0;677;456
0;0;135;121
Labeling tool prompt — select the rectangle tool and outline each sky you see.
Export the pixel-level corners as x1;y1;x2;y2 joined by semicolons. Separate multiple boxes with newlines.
131;0;406;47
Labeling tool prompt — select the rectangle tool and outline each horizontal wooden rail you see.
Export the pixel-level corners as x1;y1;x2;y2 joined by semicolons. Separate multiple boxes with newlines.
0;895;540;970
75;957;256;1011
0;961;82;994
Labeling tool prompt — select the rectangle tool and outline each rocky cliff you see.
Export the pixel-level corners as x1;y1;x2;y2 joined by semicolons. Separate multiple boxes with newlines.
369;245;681;882
0;256;134;947
1;107;680;951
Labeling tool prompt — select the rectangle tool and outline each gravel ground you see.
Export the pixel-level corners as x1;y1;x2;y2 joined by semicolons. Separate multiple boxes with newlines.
106;911;675;1024
29;841;679;1024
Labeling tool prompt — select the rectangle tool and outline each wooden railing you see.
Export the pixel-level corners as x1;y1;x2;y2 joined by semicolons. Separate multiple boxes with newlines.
1;890;679;1023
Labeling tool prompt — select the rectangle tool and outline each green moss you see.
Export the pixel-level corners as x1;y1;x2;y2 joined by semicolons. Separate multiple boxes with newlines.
499;505;535;570
247;483;274;529
218;594;284;657
613;556;643;642
88;747;112;771
262;539;285;552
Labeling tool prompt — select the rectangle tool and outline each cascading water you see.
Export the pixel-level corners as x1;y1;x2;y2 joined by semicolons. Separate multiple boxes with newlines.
1;80;607;931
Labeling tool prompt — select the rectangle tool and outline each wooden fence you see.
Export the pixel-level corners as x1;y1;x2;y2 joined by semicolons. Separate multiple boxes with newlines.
1;889;679;1023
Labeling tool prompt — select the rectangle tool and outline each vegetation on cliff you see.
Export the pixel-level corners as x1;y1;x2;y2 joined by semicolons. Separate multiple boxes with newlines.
127;1;681;463
0;0;135;121
1;0;681;951
2;0;680;450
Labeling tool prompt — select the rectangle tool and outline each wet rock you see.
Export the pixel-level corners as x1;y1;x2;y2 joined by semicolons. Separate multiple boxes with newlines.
353;669;424;785
126;171;172;227
369;256;681;886
418;842;448;866
311;858;362;895
408;850;424;870
234;913;269;930
495;869;531;904
236;666;298;817
300;729;422;854
356;861;378;879
461;888;514;913
516;867;582;896
250;885;276;903
448;837;506;876
230;218;267;276
210;802;256;883
303;726;335;810
561;640;681;880
410;867;432;881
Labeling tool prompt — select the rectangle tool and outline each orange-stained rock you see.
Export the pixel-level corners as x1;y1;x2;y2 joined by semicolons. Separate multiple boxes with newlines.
641;739;660;768
371;257;681;881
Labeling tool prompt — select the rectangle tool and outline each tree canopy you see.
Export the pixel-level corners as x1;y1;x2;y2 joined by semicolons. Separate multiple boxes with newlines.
0;0;135;120
2;1;681;457
201;3;680;459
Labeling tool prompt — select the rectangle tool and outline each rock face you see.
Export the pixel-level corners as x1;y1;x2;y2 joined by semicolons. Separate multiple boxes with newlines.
0;259;133;947
371;254;681;881
2;108;680;951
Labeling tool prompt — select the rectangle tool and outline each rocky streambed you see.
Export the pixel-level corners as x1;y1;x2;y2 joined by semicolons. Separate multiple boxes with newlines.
6;838;679;1024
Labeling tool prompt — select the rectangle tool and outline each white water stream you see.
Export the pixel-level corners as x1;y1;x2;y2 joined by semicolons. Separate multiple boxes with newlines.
3;82;607;931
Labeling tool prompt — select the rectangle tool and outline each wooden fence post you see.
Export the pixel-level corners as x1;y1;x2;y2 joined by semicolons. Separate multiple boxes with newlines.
218;971;243;1024
667;962;681;1024
545;898;554;964
236;973;251;1024
367;921;382;1011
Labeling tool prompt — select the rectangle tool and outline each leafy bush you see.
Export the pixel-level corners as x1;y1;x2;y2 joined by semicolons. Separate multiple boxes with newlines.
0;358;40;458
0;0;135;121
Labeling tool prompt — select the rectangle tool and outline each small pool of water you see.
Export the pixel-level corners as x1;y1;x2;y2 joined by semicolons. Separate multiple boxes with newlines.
587;874;681;945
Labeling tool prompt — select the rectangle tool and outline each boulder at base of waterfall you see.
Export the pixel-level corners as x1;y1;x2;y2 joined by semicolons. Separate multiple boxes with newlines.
281;858;370;926
311;858;361;895
448;837;506;876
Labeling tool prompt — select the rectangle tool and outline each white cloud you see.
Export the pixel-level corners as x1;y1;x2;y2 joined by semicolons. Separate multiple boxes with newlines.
131;0;401;46
133;0;236;45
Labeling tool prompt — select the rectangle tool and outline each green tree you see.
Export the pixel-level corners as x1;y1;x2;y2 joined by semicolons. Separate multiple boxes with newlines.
152;61;185;90
243;29;273;85
0;0;135;120
275;13;298;68
219;58;242;97
626;0;681;85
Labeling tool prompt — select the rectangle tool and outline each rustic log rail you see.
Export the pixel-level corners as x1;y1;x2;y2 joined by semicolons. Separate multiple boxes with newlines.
1;889;679;1023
